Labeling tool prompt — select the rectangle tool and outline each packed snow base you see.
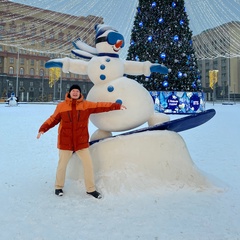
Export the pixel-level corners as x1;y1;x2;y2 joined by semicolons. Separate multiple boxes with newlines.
1;103;240;240
68;130;213;194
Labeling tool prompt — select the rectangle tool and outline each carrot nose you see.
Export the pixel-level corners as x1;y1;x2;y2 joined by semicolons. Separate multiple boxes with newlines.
115;40;123;48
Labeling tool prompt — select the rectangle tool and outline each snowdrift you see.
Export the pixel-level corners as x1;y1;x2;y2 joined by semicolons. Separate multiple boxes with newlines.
67;130;214;193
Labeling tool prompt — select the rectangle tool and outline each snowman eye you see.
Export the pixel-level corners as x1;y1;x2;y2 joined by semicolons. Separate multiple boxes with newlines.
95;32;125;48
107;32;125;48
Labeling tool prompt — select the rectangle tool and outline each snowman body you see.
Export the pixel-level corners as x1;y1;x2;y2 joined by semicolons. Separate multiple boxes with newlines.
87;56;154;131
9;99;17;106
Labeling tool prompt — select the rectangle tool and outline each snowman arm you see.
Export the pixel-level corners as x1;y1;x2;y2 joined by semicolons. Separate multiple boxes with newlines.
71;49;94;60
124;60;151;76
72;38;98;55
124;60;168;76
45;57;88;74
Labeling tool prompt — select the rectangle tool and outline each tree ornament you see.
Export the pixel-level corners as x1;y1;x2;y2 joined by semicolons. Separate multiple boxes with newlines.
160;52;166;59
151;2;157;8
163;80;169;87
173;35;179;42
148;36;153;42
158;18;164;24
178;71;183;78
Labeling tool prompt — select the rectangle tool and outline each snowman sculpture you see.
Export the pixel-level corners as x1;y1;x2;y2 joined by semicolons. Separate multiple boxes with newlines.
46;24;213;192
45;24;169;140
7;92;18;107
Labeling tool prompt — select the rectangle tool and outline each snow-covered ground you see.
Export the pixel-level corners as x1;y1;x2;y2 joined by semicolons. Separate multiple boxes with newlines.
0;102;239;240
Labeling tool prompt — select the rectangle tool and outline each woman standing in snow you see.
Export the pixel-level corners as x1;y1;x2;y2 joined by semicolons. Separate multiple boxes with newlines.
37;84;126;199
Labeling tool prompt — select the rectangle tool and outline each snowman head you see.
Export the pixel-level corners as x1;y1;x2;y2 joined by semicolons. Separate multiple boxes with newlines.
95;24;125;55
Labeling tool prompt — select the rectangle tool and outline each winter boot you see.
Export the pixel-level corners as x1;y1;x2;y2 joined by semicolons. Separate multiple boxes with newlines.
55;189;63;196
87;190;102;199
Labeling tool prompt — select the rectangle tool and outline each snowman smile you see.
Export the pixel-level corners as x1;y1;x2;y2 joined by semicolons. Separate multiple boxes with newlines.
113;46;120;52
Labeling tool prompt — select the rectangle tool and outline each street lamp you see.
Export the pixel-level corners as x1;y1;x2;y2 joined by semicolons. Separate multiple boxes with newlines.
41;73;44;102
16;47;19;97
6;79;9;99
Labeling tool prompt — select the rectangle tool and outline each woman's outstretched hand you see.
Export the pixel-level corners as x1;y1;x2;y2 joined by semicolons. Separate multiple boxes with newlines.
37;132;44;139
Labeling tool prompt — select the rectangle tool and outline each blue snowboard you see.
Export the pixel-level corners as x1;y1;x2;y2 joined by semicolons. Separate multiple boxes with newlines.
89;109;216;145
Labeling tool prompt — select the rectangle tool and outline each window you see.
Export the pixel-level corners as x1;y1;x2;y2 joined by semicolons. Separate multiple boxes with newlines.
40;60;44;66
29;82;34;92
40;69;44;76
31;59;34;66
21;23;26;36
82;85;87;94
20;58;24;65
9;66;14;74
58;32;64;41
9;47;14;53
66;72;71;78
9;21;16;33
20;67;24;75
19;81;24;91
30;68;34;75
31;24;36;36
40;29;46;38
50;29;54;39
8;81;13;91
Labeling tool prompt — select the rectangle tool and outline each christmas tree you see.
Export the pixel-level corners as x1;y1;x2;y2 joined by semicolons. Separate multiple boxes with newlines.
127;0;202;92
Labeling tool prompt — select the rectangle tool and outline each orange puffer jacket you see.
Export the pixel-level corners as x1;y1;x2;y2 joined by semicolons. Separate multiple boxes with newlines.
39;93;121;151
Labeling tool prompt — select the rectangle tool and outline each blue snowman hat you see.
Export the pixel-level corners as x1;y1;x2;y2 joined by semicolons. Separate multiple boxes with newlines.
95;24;116;38
95;24;125;48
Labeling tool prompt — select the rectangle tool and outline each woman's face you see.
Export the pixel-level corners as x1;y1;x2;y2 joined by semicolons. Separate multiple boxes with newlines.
70;89;81;99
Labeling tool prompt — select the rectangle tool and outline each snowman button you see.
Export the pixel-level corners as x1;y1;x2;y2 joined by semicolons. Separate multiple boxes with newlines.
107;85;114;92
106;58;111;62
100;64;106;70
115;99;122;104
100;74;106;80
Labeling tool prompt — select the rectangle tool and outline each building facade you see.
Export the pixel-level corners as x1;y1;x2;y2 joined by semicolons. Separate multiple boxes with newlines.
0;0;103;102
192;21;240;101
